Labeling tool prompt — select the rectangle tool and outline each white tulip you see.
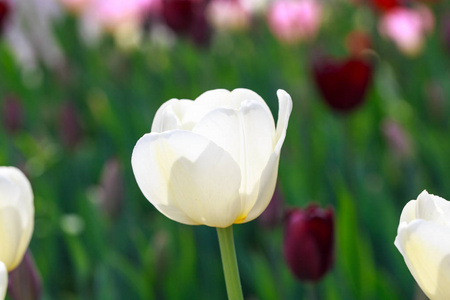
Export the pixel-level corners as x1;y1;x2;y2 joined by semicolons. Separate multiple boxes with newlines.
395;190;450;300
132;88;292;228
0;167;34;271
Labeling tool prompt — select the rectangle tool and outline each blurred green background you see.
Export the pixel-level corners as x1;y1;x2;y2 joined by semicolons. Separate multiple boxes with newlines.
1;0;450;299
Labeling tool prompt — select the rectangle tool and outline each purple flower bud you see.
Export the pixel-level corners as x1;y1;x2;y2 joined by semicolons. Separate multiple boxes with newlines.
58;101;83;149
7;251;42;300
283;204;334;282
98;158;124;218
1;96;24;134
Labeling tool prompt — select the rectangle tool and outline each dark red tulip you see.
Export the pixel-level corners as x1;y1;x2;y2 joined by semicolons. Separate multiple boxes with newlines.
161;0;211;46
312;55;373;112
0;0;11;34
283;204;334;282
1;96;24;134
59;101;83;149
8;251;42;300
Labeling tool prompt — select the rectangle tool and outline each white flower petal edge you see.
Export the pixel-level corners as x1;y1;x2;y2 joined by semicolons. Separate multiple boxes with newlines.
0;261;7;300
0;167;34;270
132;130;242;227
395;190;450;300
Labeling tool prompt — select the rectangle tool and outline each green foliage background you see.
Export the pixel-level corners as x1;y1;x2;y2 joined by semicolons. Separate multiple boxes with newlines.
1;1;450;299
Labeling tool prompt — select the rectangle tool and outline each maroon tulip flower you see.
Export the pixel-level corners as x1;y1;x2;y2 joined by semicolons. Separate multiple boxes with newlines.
312;54;373;112
0;0;11;34
8;251;42;300
1;96;24;134
161;0;211;46
283;204;334;282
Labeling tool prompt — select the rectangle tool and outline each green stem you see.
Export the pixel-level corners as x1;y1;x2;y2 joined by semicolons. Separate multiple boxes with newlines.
217;226;244;300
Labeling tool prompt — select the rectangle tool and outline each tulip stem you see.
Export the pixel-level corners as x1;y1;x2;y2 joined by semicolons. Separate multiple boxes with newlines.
217;226;244;300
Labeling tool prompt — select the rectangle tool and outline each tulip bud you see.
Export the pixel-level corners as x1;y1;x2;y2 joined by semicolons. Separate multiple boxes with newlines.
132;89;293;227
7;251;42;300
0;167;34;272
1;96;24;134
283;204;334;282
312;54;373;112
395;190;450;299
97;158;124;219
58;101;83;149
0;0;11;34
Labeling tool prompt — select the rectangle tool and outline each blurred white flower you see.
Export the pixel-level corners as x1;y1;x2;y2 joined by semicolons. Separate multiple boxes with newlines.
0;167;34;299
379;5;434;57
395;190;450;299
267;0;322;44
207;0;250;32
132;89;292;228
4;0;64;71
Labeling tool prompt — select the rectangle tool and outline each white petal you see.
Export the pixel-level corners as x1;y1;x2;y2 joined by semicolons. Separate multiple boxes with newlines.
193;100;275;211
0;207;23;270
242;152;280;223
131;130;242;226
0;261;7;300
151;99;183;133
395;220;450;299
416;190;450;226
399;200;417;224
274;90;293;154
0;167;34;225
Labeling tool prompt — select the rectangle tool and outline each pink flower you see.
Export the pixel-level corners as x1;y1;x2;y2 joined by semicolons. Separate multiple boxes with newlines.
379;6;434;56
267;0;322;44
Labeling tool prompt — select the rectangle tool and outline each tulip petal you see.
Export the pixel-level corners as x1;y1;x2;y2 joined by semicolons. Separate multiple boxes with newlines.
193;100;275;212
399;199;416;224
132;130;242;227
0;207;23;270
151;99;183;132
274;90;293;154
242;152;279;223
0;167;34;227
0;261;7;300
395;220;450;299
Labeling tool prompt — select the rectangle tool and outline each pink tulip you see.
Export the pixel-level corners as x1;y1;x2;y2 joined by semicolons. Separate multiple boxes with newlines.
378;6;434;56
267;0;322;44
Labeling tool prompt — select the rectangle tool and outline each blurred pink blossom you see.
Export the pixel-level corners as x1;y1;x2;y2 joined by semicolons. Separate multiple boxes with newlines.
207;0;250;31
378;5;434;56
267;0;322;44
